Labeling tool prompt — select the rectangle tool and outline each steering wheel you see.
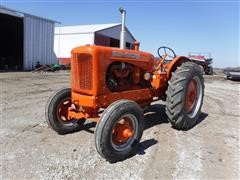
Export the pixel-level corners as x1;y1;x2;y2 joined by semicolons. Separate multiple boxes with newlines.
157;46;176;61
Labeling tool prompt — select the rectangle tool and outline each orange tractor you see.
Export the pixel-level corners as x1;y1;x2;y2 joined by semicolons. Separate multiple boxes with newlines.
46;8;204;162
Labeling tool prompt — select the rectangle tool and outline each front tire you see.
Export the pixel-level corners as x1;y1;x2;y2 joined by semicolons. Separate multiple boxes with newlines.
165;62;204;130
95;100;144;163
45;88;85;135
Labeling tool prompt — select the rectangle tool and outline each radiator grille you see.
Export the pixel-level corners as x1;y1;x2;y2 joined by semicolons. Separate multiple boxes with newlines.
72;53;93;90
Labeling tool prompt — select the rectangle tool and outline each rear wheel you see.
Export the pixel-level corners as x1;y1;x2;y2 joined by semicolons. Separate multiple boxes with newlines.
95;100;144;163
165;62;204;130
45;88;85;135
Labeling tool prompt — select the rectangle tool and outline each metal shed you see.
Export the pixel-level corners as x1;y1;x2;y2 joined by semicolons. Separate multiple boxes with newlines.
54;23;136;64
0;6;57;70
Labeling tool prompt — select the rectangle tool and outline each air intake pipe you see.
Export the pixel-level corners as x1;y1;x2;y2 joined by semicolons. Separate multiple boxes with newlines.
119;7;126;49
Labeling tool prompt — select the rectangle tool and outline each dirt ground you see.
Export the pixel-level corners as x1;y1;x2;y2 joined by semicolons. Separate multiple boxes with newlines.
1;71;239;179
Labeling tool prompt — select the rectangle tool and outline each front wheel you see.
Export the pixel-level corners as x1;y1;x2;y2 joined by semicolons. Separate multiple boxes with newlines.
45;88;85;135
95;100;144;163
165;62;204;130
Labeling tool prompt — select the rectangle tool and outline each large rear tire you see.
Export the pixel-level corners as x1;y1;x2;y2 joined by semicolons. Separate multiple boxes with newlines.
95;100;144;163
45;88;85;135
165;62;204;130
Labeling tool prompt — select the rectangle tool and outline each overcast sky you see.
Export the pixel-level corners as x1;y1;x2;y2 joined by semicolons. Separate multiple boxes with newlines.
1;0;239;67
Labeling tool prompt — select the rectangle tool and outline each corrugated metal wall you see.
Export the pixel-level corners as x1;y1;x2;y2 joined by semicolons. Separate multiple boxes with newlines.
24;15;57;70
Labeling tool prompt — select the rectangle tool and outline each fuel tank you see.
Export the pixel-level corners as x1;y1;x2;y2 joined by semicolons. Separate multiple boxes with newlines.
71;45;155;96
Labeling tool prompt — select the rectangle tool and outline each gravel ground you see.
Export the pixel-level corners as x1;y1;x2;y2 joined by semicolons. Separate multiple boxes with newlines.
0;71;239;179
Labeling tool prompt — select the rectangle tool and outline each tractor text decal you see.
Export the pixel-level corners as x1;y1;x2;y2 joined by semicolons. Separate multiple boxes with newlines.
112;51;140;59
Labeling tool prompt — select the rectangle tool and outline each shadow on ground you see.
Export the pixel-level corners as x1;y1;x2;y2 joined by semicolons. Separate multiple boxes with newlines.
81;104;169;134
144;104;169;130
74;104;208;162
195;112;208;126
80;103;208;135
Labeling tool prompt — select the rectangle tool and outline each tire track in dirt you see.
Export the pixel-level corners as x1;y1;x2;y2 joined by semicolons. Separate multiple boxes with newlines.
143;125;177;179
172;131;203;179
198;82;240;179
204;94;226;114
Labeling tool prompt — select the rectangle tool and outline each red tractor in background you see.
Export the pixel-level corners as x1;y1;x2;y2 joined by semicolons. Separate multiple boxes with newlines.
46;8;205;162
188;52;213;75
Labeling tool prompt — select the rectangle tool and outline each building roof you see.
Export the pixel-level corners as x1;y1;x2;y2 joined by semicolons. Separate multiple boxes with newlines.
55;23;120;34
55;23;136;41
0;6;22;18
0;5;59;23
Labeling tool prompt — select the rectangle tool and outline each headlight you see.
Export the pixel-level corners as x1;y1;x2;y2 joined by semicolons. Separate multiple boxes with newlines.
144;73;151;81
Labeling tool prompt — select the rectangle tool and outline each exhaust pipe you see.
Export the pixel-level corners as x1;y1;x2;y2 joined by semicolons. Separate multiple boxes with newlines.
119;7;126;49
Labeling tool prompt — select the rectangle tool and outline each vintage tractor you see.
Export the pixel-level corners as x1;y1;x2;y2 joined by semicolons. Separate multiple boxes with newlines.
46;8;204;162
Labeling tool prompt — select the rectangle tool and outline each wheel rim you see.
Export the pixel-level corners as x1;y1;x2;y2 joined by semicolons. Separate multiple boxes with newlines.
57;98;72;124
111;114;138;151
185;76;203;118
186;79;197;113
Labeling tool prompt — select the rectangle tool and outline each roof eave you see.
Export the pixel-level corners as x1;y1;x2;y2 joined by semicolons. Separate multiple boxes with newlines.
0;6;60;24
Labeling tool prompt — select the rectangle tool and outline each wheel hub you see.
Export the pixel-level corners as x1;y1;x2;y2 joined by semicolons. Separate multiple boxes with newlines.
112;118;134;145
57;98;71;121
186;79;198;113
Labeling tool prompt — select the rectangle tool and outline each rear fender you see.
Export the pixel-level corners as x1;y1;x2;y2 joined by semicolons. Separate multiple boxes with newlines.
164;56;190;79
